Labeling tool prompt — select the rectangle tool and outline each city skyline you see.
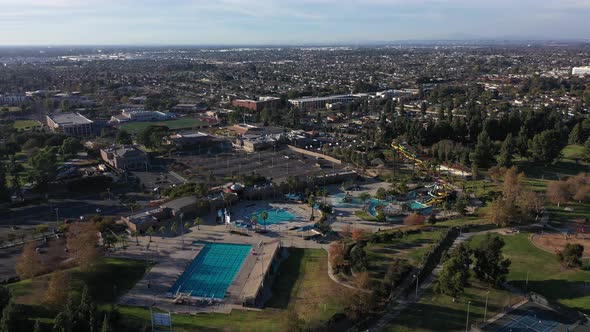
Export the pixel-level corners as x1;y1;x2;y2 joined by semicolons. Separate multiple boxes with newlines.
1;0;590;45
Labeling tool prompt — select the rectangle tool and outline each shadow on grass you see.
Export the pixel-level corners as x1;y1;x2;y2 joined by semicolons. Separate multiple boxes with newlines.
70;258;151;303
265;248;305;309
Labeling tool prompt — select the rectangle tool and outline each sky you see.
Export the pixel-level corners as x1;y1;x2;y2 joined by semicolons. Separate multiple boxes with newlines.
0;0;589;45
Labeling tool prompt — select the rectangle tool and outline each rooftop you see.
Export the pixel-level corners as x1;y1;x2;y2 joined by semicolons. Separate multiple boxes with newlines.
48;112;93;125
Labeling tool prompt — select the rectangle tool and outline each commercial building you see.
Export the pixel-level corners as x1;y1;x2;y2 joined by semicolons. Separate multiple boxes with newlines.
165;131;212;148
46;112;95;137
572;66;590;76
100;145;149;171
0;94;31;106
110;109;175;123
232;96;281;111
288;94;359;110
121;207;171;233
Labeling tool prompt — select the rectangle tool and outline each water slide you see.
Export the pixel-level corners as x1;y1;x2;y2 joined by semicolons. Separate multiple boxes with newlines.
391;141;452;207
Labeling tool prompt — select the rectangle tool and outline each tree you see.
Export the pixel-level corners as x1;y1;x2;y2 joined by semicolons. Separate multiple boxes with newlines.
557;243;584;268
67;223;100;272
529;129;564;163
0;287;10;313
470;130;494;168
260;210;269;232
59;137;83;159
546;180;569;207
375;187;387;200
343;272;373;320
44;270;70;308
569;123;583;144
454;198;468;216
115;129;132;145
193;217;202;230
28;148;57;188
329;242;348;274
403;213;425;226
308;195;316;221
496;133;514;168
358;192;371;202
435;243;472;299
351;228;366;241
15;240;44;279
502;166;524;203
170;221;178;235
147;227;155;242
473;235;511;286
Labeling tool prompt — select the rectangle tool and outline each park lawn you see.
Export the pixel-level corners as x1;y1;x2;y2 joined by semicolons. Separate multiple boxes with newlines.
386;277;518;332
545;202;590;225
469;233;590;313
365;229;443;282
7;257;151;328
13;119;41;130
8;258;151;305
355;210;377;221
117;248;347;332
562;144;586;161
121;118;206;134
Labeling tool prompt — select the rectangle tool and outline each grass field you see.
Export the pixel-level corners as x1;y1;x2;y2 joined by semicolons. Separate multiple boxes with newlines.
117;248;347;332
469;233;590;313
13;119;41;130
121;118;206;134
366;229;443;282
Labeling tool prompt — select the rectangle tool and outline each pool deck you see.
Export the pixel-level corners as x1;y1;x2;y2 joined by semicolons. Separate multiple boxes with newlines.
116;238;281;314
118;245;203;310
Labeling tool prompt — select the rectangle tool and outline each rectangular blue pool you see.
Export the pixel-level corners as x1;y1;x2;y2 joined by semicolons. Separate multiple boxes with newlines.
168;242;252;299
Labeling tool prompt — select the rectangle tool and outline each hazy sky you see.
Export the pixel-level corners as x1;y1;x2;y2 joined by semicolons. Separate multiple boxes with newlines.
1;0;589;45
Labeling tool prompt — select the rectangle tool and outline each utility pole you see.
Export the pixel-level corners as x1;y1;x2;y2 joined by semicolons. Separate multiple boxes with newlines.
465;301;472;332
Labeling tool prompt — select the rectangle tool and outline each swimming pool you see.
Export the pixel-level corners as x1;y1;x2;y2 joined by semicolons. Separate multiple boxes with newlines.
168;242;252;299
249;209;297;226
410;201;427;210
367;198;389;216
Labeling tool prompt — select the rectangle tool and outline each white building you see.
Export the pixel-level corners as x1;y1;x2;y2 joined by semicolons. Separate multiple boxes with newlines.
572;66;590;76
110;109;175;123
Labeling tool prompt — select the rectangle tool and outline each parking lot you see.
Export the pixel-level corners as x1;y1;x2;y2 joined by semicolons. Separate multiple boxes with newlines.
171;148;348;185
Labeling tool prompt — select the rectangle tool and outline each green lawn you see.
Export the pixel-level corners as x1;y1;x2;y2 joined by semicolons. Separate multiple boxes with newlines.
13;119;41;130
366;229;443;282
355;210;377;221
469;233;590;313
121;118;206;134
562;144;586;161
116;248;347;332
386;277;518;332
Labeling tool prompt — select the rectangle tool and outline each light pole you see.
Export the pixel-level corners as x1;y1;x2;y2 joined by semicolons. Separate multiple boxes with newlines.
55;208;60;222
180;213;184;250
483;291;490;322
525;271;530;292
465;301;472;332
413;273;419;298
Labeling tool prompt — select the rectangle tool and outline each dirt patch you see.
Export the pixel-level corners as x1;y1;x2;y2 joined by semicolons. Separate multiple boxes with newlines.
531;232;590;258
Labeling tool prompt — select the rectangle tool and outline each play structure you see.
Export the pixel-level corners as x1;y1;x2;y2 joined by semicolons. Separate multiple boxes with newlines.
391;141;454;207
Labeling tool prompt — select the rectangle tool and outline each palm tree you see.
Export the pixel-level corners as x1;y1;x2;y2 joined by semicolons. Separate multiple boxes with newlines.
131;230;139;245
170;222;178;235
308;195;316;221
194;217;202;230
184;222;191;234
251;214;258;228
158;225;166;238
261;210;269;232
147;227;154;242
